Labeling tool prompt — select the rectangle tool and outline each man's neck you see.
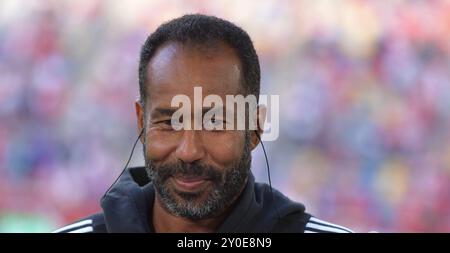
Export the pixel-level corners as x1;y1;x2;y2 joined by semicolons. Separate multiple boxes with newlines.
152;195;228;233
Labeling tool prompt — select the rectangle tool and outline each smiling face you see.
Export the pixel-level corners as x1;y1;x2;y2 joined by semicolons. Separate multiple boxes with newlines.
135;41;257;220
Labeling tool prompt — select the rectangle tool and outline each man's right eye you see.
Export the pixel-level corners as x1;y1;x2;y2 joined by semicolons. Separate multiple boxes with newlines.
161;120;172;126
153;120;174;130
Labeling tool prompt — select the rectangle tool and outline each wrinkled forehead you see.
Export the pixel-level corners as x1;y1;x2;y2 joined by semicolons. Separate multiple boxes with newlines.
145;41;243;110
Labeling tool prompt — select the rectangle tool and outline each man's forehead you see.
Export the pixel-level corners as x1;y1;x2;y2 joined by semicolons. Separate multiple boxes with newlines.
145;41;244;108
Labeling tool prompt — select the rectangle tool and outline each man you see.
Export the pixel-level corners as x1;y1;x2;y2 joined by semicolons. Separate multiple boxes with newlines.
54;14;353;233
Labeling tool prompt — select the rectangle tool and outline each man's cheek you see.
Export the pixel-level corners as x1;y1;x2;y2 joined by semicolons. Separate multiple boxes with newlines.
205;137;245;165
146;139;175;161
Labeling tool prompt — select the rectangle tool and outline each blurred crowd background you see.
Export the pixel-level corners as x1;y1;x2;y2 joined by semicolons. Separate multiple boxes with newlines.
1;0;450;232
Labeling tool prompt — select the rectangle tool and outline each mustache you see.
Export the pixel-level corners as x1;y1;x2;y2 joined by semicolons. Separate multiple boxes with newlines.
149;161;223;183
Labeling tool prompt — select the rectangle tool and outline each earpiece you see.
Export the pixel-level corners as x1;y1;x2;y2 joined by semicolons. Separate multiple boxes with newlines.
102;128;145;198
255;130;281;220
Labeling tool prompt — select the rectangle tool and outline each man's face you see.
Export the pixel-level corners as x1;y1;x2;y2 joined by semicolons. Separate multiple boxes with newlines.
137;42;254;220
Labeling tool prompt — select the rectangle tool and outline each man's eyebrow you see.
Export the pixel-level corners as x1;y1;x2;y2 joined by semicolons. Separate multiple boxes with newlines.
151;106;227;117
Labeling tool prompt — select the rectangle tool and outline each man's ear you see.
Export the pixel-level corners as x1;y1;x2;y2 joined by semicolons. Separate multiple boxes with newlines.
250;105;266;151
135;99;145;144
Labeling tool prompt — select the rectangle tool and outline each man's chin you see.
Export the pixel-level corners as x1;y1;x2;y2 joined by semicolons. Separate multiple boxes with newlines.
158;182;220;219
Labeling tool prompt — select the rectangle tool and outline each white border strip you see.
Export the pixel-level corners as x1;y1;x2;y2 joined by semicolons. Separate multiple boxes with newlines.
306;222;351;233
68;226;94;233
52;219;93;233
309;217;354;232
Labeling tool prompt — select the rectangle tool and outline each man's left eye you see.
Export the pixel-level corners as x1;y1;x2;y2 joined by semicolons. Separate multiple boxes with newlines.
204;118;226;130
210;117;225;124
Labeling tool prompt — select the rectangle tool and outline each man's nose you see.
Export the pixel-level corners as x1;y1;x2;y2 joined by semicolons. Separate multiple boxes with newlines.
175;130;206;163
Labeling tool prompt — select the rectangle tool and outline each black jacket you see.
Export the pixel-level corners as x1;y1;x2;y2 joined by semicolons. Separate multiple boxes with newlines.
53;166;353;233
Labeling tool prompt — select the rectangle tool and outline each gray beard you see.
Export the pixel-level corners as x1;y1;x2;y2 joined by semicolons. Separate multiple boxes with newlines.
144;133;251;220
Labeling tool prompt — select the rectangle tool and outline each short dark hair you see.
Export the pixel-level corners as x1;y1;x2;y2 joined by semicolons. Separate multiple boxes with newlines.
138;14;260;106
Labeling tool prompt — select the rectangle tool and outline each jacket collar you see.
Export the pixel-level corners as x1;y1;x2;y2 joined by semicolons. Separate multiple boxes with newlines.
101;167;153;232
